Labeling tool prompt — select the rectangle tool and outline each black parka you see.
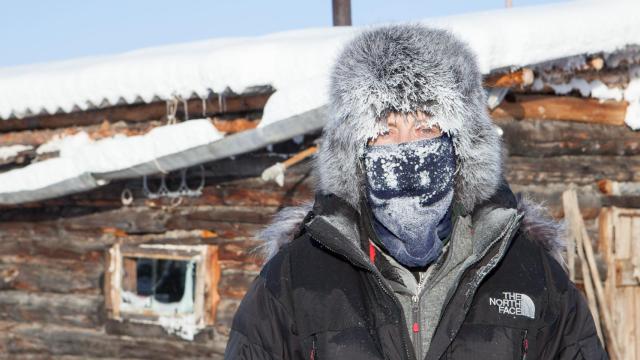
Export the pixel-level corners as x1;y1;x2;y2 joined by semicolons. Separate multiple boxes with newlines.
225;186;607;359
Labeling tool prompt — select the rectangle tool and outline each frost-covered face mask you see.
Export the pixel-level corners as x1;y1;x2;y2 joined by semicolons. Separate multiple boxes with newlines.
363;134;456;268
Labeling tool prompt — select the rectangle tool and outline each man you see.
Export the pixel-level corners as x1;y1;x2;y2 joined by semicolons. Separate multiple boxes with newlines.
225;24;607;359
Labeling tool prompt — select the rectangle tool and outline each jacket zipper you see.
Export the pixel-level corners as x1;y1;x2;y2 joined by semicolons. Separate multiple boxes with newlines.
310;334;317;360
308;233;415;360
411;271;429;360
521;329;528;360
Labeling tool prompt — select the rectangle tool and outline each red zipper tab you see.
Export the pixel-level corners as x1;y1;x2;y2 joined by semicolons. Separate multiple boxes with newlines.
522;330;528;360
368;242;376;264
412;322;420;333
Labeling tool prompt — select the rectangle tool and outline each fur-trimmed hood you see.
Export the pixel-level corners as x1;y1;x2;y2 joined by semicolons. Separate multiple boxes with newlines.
258;196;567;270
318;24;502;214
257;24;566;268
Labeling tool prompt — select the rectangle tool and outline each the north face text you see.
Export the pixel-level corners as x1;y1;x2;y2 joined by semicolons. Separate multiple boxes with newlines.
489;292;535;319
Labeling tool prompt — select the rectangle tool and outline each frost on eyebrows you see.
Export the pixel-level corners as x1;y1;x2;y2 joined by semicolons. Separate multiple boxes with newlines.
367;109;442;144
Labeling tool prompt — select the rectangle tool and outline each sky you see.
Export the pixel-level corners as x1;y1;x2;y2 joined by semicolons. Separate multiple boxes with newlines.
0;0;567;67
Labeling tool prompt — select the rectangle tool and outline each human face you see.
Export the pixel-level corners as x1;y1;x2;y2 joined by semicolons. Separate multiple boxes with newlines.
368;112;442;146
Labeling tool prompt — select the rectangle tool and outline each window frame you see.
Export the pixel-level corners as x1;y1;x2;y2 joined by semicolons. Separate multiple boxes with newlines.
105;243;220;336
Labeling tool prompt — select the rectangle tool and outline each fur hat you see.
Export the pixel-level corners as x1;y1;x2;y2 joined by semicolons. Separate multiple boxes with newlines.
316;24;502;214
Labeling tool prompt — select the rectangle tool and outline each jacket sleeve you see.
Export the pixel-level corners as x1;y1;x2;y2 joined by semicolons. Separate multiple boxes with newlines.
224;259;302;359
542;281;609;359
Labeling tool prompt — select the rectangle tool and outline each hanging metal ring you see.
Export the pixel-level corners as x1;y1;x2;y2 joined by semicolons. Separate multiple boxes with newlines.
121;188;134;206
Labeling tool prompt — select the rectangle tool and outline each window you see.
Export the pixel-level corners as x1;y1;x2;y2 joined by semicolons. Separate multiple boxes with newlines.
105;243;220;340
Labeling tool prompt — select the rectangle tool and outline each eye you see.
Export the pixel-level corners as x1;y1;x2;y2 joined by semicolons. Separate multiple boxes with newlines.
416;127;435;135
415;126;442;139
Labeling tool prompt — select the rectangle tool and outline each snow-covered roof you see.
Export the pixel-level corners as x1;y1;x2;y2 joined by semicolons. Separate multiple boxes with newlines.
1;0;638;123
1;0;640;204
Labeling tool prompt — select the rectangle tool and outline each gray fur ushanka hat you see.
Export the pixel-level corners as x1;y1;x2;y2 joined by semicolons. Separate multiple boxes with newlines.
315;24;503;214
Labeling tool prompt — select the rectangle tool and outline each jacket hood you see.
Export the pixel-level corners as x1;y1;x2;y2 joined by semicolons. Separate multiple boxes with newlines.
317;24;503;213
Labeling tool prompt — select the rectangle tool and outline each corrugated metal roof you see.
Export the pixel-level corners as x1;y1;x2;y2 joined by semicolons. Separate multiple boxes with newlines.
1;0;639;123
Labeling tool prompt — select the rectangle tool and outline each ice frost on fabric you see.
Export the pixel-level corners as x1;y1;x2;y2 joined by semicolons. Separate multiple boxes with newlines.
364;135;456;267
364;135;456;204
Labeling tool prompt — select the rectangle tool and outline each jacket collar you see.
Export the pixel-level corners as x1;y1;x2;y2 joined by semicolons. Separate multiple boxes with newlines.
304;179;520;273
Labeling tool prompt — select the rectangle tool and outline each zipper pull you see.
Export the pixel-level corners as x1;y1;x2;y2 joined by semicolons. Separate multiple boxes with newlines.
521;330;528;360
412;322;420;333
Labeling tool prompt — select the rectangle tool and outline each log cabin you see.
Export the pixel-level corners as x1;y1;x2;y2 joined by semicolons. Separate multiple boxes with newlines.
1;1;640;358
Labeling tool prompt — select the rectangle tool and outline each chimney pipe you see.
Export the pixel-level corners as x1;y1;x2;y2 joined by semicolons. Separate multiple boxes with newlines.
332;0;352;26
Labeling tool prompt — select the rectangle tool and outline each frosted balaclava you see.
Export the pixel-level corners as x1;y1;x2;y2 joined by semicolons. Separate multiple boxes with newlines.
363;133;456;268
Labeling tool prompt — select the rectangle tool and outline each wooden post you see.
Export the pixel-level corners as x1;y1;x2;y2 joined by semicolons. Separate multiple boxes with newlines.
332;0;352;26
563;189;622;359
564;190;603;341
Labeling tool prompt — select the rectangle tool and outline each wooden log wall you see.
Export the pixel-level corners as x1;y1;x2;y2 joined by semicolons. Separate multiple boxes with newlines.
0;147;313;358
2;96;639;357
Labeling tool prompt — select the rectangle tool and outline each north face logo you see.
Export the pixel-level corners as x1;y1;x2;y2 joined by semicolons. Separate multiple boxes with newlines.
489;292;535;319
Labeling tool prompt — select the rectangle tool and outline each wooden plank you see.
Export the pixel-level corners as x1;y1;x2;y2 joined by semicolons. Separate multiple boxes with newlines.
0;92;272;132
214;298;241;337
599;208;616;310
0;321;227;358
491;94;627;126
0;255;103;294
206;246;221;325
562;190;578;282
623;287;636;359
616;215;632;260
104;247;114;313
613;285;624;358
0;291;102;328
505;156;640;185
564;189;624;357
495;117;640;157
211;116;259;133
484;68;534;88
636;287;640;360
218;269;258;299
122;257;137;292
119;246;201;261
104;319;216;344
632;217;640;284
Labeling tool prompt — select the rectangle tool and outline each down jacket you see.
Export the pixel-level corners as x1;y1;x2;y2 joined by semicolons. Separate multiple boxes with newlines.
224;24;607;359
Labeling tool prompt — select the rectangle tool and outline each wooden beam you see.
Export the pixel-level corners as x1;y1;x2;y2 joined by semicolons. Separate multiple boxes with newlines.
495;117;640;157
484;68;534;88
563;189;621;359
332;0;352;26
491;94;627;126
0;291;102;328
597;180;640;197
205;246;221;325
506;155;640;185
211;116;260;133
0;92;272;132
0;321;227;357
